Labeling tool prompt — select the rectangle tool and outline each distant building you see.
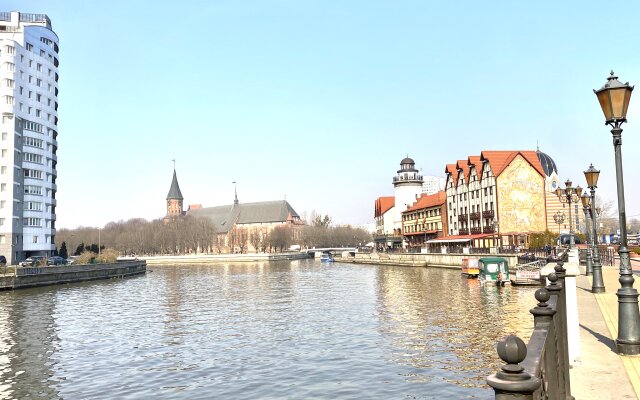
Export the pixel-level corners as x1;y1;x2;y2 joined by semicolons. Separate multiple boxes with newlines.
165;170;303;253
433;149;563;250
401;191;447;252
374;156;424;250
0;12;60;264
422;175;446;195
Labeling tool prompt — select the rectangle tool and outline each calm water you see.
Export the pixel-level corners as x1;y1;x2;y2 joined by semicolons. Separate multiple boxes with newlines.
0;260;537;399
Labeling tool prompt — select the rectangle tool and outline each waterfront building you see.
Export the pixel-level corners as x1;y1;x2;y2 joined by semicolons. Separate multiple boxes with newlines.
0;12;59;264
401;190;447;252
374;156;424;250
165;170;304;253
434;149;562;250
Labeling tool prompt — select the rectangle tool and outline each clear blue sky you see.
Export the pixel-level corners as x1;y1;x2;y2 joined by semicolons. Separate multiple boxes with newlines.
6;1;640;228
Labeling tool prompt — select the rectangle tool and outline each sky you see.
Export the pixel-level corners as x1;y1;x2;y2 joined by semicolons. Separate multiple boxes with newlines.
6;1;640;229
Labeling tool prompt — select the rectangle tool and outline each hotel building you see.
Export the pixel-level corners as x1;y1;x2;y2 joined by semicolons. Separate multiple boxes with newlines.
0;12;59;263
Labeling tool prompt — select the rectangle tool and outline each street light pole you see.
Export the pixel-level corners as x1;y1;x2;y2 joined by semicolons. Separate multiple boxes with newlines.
555;180;582;249
553;211;565;235
594;71;640;355
581;192;593;276
584;164;605;293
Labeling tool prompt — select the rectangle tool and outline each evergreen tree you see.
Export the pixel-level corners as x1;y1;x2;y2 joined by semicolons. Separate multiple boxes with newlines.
75;242;85;256
59;242;69;259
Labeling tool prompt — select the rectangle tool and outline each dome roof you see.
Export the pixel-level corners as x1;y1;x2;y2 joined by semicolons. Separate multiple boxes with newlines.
536;150;558;177
401;157;415;165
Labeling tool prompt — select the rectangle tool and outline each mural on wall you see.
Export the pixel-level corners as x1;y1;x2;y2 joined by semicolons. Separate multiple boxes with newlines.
497;155;546;233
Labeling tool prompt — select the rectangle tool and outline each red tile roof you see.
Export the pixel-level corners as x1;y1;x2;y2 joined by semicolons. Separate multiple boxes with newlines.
375;196;395;217
445;164;458;186
468;156;482;180
479;151;545;178
405;191;446;212
456;160;471;184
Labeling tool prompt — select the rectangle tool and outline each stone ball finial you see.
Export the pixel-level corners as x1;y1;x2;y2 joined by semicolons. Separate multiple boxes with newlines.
535;288;550;305
548;272;558;283
497;335;527;372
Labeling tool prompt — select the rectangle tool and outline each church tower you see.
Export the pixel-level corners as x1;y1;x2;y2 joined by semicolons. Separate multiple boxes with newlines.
166;169;184;218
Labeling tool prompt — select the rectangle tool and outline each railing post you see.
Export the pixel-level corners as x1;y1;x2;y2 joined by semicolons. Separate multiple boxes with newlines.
487;335;541;399
552;262;573;399
531;287;560;398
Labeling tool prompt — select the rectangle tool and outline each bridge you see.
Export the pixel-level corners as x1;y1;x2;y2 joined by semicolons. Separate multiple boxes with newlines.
305;247;357;255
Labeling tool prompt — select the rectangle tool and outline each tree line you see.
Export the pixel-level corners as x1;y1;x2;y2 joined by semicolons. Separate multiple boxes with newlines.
55;216;372;256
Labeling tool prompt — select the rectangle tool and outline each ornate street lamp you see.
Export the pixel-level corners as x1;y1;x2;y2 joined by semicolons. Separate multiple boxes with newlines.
555;179;582;248
553;211;565;235
584;164;605;293
594;71;640;355
581;192;593;276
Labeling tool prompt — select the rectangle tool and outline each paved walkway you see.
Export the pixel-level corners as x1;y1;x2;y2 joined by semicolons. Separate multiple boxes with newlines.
570;258;640;399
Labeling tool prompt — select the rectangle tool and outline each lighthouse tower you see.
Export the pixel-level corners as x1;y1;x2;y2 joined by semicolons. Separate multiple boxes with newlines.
392;156;424;229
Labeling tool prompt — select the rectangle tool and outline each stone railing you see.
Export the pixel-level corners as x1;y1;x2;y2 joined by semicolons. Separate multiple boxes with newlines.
487;259;571;399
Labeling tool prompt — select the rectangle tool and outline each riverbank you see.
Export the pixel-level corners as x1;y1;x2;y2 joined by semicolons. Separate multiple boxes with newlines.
137;251;311;265
341;252;519;271
0;260;147;290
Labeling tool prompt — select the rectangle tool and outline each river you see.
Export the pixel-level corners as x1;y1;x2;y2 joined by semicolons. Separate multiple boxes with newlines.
0;259;537;399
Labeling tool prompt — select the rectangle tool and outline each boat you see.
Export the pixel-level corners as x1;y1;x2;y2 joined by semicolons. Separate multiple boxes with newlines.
478;257;510;286
511;259;546;286
320;252;335;263
461;258;479;278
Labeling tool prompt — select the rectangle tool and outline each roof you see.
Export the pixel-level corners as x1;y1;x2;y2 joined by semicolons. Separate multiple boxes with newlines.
479;150;545;178
401;157;415;165
468;156;483;180
536;149;558;177
456;160;471;184
405;191;446;212
375;196;395;217
444;164;459;185
166;170;183;200
187;200;300;234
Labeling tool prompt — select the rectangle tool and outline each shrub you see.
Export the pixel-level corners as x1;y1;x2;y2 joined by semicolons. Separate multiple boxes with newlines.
76;251;96;265
95;248;119;264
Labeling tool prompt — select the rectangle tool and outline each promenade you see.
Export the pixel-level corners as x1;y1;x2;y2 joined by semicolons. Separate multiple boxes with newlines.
570;258;640;399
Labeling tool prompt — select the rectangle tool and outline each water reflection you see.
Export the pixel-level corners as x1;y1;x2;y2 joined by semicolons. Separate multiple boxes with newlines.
0;260;536;399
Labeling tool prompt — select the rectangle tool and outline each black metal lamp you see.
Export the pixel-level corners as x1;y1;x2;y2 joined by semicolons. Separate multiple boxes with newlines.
556;180;581;248
594;71;639;355
584;163;605;293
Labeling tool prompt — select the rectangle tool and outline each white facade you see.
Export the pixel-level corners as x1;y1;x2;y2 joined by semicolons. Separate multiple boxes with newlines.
422;175;445;195
392;158;423;233
0;12;59;263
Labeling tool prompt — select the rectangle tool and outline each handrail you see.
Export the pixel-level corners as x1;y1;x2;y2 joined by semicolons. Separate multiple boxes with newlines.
487;254;571;399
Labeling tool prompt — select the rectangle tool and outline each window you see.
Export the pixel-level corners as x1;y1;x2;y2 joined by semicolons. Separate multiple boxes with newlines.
23;121;43;132
37;63;42;72
24;169;43;179
35;109;41;117
24;185;43;195
0;218;4;226
1;133;5;140
33;236;38;243
40;49;45;57
24;153;43;164
0;183;5;192
36;78;42;87
5;62;15;72
4;79;14;88
0;235;4;244
0;166;6;175
26;43;34;51
24;218;41;227
0;200;5;208
3;95;13;105
24;137;44;148
4;45;16;55
36;94;41;102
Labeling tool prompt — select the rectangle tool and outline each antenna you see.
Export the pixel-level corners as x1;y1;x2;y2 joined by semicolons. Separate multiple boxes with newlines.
232;181;238;205
171;158;176;170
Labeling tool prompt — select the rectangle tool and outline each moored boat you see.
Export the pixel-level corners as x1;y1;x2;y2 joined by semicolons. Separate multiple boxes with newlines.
478;257;510;286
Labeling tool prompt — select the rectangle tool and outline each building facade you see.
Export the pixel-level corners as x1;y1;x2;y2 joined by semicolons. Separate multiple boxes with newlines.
0;12;59;263
422;175;446;195
374;156;424;250
439;149;561;250
401;190;447;252
165;170;304;253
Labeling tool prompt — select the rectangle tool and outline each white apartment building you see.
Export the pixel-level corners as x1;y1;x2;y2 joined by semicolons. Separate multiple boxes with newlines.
0;12;59;264
422;175;446;195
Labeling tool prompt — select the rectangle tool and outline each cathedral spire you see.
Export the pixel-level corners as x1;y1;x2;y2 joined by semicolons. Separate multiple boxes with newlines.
166;164;184;218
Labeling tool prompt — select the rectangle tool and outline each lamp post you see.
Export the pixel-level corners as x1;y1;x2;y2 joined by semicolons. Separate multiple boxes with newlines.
553;211;565;235
555;179;582;248
594;70;640;355
581;192;593;276
584;164;605;293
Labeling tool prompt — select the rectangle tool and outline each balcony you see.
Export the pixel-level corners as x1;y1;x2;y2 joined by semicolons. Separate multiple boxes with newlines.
482;210;495;219
470;227;482;234
470;212;481;220
457;213;468;222
458;228;469;235
483;226;495;234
